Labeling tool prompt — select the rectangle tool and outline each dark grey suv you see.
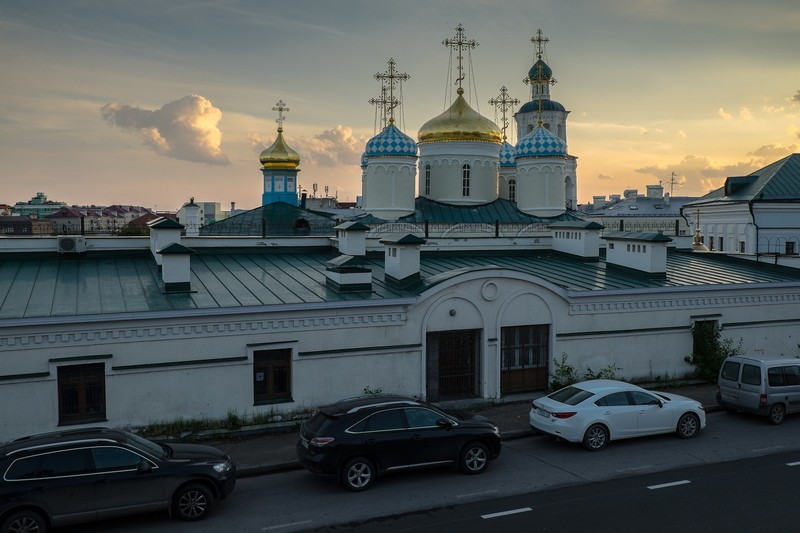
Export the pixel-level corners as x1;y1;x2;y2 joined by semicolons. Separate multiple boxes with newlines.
0;427;236;533
296;395;502;491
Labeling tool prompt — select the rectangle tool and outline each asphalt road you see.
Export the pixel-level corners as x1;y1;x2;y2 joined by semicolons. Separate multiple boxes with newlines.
60;411;800;533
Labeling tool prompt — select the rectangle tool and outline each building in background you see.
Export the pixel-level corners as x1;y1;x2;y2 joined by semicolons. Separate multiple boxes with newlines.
682;154;800;255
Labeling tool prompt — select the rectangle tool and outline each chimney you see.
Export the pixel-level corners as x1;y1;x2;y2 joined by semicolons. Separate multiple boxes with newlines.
646;184;664;199
182;197;201;237
157;242;194;292
334;221;370;256
592;196;606;209
230;201;236;213
147;217;184;267
380;234;426;287
324;255;372;292
602;232;672;276
549;221;603;260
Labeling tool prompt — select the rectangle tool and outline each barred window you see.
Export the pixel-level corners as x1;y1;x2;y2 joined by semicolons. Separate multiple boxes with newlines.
508;179;516;202
462;164;471;196
254;349;292;403
58;363;106;425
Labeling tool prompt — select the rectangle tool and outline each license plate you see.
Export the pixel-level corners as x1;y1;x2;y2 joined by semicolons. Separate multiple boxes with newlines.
537;408;550;418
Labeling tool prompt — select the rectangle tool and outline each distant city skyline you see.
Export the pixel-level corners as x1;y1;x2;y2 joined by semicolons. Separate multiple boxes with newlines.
2;0;798;212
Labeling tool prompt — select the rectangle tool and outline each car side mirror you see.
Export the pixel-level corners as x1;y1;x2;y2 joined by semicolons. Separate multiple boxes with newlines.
436;418;454;430
136;460;153;474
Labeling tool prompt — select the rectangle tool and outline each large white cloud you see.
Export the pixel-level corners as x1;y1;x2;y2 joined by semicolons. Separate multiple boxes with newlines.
252;125;368;168
101;95;230;165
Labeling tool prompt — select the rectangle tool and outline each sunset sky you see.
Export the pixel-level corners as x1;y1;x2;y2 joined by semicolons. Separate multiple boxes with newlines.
2;0;799;212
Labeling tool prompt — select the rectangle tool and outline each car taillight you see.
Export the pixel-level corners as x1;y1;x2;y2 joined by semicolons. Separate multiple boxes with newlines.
760;394;767;407
310;437;335;447
553;412;577;419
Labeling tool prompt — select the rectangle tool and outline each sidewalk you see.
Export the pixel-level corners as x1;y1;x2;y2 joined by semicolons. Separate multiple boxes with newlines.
206;381;719;477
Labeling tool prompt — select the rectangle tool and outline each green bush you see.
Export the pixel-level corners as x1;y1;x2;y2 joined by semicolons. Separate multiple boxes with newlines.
685;330;744;381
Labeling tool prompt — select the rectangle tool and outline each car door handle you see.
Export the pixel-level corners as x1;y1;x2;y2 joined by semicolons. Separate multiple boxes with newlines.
603;411;612;415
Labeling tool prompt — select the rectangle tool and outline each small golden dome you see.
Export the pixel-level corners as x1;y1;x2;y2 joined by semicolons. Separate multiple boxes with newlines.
259;128;300;169
418;88;502;145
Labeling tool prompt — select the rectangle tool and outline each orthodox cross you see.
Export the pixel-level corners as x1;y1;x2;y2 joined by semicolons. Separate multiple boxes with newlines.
368;84;393;131
272;100;289;131
489;86;519;142
374;58;409;125
443;23;478;89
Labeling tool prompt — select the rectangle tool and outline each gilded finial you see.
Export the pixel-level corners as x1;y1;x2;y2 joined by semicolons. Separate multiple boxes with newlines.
443;23;478;90
272;100;289;132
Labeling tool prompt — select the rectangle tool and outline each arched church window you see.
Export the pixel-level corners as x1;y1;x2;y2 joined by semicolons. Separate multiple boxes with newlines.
508;179;516;202
462;164;471;197
424;164;431;195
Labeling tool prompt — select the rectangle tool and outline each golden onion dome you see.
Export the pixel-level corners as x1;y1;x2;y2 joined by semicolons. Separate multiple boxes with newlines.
418;88;502;145
259;127;300;169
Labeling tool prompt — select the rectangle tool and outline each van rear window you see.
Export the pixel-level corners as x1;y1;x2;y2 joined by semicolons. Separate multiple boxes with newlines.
720;361;740;381
741;364;761;386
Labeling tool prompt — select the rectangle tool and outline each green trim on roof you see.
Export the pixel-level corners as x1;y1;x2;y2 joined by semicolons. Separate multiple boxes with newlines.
602;231;672;242
380;234;426;245
148;218;184;229
549;221;604;230
335;221;371;231
158;243;196;255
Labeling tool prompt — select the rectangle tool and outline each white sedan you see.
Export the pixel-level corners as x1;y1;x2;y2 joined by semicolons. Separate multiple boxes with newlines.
529;379;706;451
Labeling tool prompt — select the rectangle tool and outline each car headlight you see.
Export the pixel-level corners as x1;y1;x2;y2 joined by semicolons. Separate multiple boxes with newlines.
213;460;233;474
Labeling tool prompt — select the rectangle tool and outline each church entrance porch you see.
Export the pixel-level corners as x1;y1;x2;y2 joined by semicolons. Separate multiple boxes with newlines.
500;325;549;394
426;330;481;402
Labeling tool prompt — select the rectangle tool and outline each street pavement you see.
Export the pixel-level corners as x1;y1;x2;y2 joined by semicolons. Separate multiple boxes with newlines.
204;381;719;477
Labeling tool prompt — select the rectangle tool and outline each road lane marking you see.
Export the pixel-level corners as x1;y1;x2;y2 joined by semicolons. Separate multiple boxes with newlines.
752;445;784;453
647;480;691;490
481;507;533;519
786;461;800;466
263;520;313;530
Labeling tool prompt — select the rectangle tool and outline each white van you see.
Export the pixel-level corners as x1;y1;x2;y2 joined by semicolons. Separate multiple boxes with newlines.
717;355;800;424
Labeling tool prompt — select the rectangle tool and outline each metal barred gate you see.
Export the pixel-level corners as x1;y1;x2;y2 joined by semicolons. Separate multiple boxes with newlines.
426;330;480;402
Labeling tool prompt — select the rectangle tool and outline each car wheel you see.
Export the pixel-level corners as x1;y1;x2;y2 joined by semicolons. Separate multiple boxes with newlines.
341;457;375;492
460;441;490;474
172;483;213;521
582;424;609;451
768;403;786;425
1;510;47;533
676;413;700;439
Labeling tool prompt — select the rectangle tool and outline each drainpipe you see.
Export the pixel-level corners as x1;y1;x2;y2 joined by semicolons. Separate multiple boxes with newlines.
748;198;759;261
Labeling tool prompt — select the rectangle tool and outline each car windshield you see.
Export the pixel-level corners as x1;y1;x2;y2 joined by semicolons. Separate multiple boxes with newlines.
125;431;168;460
548;385;594;406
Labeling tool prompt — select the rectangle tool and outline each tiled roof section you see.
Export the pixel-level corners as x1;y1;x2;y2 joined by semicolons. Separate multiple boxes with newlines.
687;154;800;205
2;249;799;321
358;197;585;224
199;201;337;236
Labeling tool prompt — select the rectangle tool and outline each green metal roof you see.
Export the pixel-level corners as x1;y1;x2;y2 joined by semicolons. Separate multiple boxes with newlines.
687;153;800;206
199;201;337;236
358;197;585;225
2;248;799;322
602;231;672;242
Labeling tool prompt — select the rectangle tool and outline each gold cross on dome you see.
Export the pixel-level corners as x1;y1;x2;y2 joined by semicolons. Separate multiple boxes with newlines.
531;28;549;60
272;100;289;129
443;23;478;89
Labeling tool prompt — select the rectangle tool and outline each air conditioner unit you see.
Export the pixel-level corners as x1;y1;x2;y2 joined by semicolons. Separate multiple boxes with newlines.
57;236;86;253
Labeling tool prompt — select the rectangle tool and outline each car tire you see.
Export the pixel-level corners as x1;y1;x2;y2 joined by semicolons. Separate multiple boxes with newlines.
459;441;490;474
172;483;214;521
676;412;700;439
1;509;47;533
768;403;786;425
582;424;609;451
341;457;375;492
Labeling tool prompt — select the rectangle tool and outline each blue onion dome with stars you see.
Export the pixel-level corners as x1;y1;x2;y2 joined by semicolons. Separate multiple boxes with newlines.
515;125;567;158
364;121;417;158
499;141;516;166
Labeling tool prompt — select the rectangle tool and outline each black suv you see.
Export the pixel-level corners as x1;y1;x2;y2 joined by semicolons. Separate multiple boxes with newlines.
0;427;236;533
296;395;502;491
